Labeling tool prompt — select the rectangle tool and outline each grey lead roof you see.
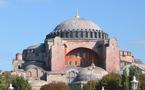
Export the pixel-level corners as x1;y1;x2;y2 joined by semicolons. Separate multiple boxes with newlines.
54;17;102;31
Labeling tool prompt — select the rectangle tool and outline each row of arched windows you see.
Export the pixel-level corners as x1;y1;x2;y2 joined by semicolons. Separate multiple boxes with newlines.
46;30;108;40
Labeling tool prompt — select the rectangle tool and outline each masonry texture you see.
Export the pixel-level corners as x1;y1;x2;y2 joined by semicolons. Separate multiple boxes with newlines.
12;15;140;90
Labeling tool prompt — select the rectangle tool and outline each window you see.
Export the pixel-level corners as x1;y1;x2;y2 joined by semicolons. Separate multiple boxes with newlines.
66;32;68;38
102;33;104;39
69;61;72;65
70;31;73;38
86;32;88;38
75;61;78;65
67;70;78;83
90;32;93;38
83;52;86;58
81;31;83;38
18;65;21;69
60;32;63;37
95;32;97;38
98;32;101;38
75;31;78;38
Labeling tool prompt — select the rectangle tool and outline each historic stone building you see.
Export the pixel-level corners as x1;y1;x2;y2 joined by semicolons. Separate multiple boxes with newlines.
12;15;140;90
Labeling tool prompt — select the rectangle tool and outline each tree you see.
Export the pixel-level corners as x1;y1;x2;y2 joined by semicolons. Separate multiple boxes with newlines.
100;73;122;90
0;72;12;90
40;82;69;90
70;84;82;90
82;80;100;90
0;75;7;90
12;76;31;90
122;68;129;90
129;65;140;80
129;65;141;90
139;74;145;90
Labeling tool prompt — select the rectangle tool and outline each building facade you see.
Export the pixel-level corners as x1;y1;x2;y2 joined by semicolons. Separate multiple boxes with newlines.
12;15;139;90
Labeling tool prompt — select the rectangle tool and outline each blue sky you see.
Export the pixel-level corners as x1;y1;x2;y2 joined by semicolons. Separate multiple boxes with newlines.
0;0;145;71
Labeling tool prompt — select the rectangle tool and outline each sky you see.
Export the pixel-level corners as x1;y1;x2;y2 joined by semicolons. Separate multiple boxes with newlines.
0;0;145;71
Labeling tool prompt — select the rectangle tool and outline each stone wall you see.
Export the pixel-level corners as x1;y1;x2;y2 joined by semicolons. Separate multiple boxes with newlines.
106;38;120;73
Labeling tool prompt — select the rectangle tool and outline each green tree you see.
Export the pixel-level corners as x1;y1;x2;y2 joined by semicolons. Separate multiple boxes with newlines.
129;65;140;80
82;80;98;90
129;65;141;90
139;74;145;90
0;75;7;90
12;76;31;90
122;68;129;90
100;73;122;90
40;82;69;90
70;84;82;90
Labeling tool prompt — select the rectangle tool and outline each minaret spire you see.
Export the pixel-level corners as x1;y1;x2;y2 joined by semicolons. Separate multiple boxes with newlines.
75;8;80;18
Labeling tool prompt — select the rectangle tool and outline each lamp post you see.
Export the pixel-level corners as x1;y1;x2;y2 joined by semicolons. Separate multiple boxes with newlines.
8;83;14;90
131;76;138;90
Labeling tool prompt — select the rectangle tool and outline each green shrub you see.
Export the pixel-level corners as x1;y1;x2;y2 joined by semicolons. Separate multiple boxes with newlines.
40;82;69;90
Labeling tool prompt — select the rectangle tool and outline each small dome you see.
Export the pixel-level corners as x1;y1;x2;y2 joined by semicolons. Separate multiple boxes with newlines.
54;17;101;31
77;64;108;81
27;44;42;49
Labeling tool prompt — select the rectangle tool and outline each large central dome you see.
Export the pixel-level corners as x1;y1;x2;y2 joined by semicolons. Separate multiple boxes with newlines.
54;17;102;31
45;16;108;40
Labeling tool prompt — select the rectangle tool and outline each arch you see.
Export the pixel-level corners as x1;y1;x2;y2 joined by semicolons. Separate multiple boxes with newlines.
65;47;100;67
28;71;32;77
18;65;21;69
66;68;78;83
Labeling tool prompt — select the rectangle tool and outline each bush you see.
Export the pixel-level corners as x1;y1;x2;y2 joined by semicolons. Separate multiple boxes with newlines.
100;73;122;90
12;76;31;90
0;75;7;90
82;80;99;90
40;82;69;90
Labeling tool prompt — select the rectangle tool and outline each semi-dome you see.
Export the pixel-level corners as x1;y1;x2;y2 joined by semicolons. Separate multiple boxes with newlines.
46;16;108;40
54;17;102;31
76;64;108;82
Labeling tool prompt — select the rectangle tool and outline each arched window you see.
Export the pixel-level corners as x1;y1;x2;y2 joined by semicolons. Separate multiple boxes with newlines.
75;31;78;38
95;32;97;38
60;32;63;37
90;32;93;38
69;61;72;65
67;70;78;83
28;71;32;77
75;61;78;65
65;32;68;38
86;32;88;38
98;32;101;38
18;65;21;69
70;31;73;38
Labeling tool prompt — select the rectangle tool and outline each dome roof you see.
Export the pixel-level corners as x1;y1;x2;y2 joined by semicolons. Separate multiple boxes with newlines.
54;17;101;31
45;16;108;40
77;64;108;81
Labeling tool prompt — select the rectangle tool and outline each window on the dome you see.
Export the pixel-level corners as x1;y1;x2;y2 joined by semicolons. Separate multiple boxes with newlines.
86;32;88;38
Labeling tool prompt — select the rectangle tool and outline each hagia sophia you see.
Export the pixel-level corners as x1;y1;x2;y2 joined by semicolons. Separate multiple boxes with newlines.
12;14;145;90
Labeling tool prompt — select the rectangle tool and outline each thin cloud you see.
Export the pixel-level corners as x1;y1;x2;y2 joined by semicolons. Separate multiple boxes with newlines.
129;40;145;47
0;0;9;7
16;0;47;3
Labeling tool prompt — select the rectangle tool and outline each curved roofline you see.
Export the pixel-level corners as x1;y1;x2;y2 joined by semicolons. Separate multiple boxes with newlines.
54;17;102;31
